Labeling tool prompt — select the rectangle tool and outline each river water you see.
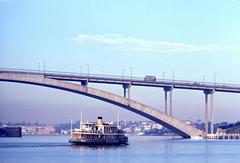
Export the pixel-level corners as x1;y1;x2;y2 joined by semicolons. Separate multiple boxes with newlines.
0;135;240;163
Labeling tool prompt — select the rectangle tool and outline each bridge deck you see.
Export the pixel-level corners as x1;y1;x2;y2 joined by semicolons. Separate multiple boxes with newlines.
1;68;240;93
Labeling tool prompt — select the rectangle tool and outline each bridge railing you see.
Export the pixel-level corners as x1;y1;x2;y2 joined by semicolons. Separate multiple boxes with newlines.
1;67;240;89
0;67;145;80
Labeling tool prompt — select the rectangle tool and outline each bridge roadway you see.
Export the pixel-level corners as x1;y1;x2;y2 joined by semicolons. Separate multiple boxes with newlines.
0;70;205;138
1;68;240;93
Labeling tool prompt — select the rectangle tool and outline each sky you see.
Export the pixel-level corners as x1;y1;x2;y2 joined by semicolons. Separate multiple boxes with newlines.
0;0;240;124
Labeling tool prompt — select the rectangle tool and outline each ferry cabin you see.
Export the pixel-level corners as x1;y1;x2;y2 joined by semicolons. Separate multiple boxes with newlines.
71;123;124;140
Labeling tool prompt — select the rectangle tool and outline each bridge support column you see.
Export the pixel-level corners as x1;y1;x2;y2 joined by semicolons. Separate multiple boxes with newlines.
123;88;127;98
164;90;168;114
128;87;131;99
210;91;215;134
170;89;173;116
163;86;173;115
203;89;214;135
204;91;209;135
123;83;131;99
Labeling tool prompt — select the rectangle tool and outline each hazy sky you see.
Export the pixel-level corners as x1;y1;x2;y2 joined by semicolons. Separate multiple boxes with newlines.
1;0;240;124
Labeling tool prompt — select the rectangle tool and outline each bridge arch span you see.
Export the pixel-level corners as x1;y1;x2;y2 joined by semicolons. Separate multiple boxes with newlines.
0;72;204;138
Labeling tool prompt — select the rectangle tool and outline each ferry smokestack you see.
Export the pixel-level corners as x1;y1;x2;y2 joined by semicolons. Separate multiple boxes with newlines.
97;116;103;125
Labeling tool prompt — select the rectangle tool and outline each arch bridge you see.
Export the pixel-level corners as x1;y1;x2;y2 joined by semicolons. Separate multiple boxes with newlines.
0;70;206;138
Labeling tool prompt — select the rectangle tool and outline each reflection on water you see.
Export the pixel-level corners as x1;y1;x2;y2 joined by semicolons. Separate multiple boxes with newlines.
69;143;129;153
1;135;240;163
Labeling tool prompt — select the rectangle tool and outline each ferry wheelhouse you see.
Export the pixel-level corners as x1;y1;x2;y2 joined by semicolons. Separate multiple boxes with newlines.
69;117;128;145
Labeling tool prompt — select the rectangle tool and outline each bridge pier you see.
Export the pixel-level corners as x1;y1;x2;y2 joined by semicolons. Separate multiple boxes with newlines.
163;86;173;116
128;86;131;99
203;89;215;135
210;91;215;134
170;89;173;116
123;83;131;99
124;88;127;98
164;89;167;114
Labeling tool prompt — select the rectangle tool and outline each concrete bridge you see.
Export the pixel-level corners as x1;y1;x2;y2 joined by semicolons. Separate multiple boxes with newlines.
0;70;205;138
1;68;240;136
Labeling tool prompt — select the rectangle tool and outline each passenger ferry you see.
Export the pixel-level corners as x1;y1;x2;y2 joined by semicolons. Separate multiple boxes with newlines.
69;117;128;145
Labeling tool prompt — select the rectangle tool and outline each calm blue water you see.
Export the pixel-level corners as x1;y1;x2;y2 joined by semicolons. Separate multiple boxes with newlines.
0;135;240;163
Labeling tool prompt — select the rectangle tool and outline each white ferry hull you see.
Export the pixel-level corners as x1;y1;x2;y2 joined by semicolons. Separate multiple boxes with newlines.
69;137;128;145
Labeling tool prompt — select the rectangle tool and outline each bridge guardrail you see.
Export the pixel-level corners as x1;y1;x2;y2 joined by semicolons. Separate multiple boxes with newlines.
1;67;240;89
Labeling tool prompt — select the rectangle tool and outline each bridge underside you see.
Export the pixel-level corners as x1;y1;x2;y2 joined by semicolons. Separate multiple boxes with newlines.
0;72;205;138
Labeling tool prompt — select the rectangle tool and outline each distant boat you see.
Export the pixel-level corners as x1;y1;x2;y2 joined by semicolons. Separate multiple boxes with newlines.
69;117;128;145
0;126;22;137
